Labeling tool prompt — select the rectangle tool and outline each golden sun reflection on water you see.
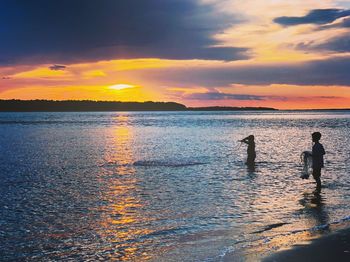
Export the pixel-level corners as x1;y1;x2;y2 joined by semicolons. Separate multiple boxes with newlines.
103;114;135;170
99;114;153;261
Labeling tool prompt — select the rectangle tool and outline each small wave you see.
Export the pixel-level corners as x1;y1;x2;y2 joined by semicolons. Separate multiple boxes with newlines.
253;222;290;234
302;215;350;233
262;215;350;245
133;160;208;167
270;215;350;236
204;246;236;262
128;214;350;262
139;226;193;240
332;215;350;224
218;214;350;261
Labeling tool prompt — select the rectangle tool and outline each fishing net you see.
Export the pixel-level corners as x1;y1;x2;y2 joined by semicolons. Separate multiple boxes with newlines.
300;151;312;179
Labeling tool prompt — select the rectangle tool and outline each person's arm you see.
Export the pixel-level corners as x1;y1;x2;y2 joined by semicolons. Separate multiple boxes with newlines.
239;137;249;144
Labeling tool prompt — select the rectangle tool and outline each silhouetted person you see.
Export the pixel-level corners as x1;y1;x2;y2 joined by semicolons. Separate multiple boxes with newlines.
311;132;325;192
239;135;256;165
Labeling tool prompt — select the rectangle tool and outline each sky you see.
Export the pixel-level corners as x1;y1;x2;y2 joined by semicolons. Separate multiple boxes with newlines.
1;0;350;109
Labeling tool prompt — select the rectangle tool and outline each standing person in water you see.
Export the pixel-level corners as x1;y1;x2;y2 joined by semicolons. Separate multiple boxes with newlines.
311;132;326;192
239;135;256;165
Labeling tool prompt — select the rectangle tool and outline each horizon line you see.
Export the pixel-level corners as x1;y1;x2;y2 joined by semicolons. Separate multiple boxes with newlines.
1;99;350;111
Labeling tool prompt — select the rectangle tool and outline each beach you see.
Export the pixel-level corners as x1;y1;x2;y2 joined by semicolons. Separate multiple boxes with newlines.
263;227;350;262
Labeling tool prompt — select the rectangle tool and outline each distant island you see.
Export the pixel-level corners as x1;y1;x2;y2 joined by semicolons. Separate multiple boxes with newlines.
0;100;277;112
187;106;276;111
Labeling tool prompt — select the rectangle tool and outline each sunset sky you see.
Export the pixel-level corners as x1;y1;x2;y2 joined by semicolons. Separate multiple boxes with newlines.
1;0;350;109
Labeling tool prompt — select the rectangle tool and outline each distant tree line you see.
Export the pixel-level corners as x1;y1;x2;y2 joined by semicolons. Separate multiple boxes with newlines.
0;100;277;112
0;100;187;112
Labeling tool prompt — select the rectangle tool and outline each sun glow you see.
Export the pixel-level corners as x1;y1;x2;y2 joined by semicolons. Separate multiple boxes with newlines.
109;84;135;90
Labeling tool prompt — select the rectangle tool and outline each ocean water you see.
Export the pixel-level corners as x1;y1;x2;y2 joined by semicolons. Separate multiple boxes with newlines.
0;111;350;261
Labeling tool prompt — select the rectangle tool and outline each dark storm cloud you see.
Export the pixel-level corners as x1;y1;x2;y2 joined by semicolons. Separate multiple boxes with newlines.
274;9;350;26
137;56;350;86
49;65;66;71
0;0;248;65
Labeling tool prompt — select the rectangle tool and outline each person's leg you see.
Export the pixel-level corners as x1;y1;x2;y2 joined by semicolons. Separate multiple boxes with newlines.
315;176;321;191
313;168;322;191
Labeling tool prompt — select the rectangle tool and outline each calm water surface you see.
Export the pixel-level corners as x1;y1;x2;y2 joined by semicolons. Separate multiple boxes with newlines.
1;111;350;261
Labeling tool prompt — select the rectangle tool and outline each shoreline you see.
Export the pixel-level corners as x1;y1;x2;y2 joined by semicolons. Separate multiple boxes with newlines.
221;211;350;261
262;226;350;261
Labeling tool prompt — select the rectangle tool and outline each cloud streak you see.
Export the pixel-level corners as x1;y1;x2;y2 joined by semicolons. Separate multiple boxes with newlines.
49;65;66;71
182;91;341;102
134;56;350;87
297;33;350;53
184;92;281;101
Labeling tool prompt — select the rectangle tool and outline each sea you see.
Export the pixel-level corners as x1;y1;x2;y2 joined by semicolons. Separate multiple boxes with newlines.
1;111;350;261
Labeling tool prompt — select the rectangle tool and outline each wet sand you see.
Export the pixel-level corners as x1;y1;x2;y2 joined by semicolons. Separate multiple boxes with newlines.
263;227;350;262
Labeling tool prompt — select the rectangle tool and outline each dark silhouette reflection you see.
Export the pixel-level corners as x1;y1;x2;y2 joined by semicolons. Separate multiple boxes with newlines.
299;191;330;231
239;135;256;165
245;161;258;181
